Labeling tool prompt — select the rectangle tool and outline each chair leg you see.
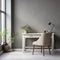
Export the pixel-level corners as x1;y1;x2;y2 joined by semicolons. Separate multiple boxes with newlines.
48;46;51;55
42;46;45;56
41;46;42;53
32;45;35;55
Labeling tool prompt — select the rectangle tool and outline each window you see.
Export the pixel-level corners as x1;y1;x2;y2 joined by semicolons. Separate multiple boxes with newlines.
0;0;6;45
0;0;1;44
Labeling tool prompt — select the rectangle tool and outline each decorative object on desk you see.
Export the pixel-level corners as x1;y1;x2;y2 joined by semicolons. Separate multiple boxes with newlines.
48;22;55;32
44;30;46;33
21;24;32;33
44;30;48;33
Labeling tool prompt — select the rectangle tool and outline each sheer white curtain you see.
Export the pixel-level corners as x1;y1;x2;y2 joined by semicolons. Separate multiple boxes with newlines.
6;0;11;48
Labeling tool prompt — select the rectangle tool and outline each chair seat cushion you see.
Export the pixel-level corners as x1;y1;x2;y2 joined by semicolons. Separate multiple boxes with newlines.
33;40;43;45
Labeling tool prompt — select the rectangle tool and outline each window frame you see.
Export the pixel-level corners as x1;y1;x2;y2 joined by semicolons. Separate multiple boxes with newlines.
0;0;6;45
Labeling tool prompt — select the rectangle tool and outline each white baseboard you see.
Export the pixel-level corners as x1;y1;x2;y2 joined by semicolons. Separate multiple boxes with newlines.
11;48;22;51
12;48;52;52
10;48;60;52
54;49;60;51
0;51;3;55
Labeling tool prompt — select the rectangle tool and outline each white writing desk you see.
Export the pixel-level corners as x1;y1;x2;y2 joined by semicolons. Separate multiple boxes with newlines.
22;33;54;53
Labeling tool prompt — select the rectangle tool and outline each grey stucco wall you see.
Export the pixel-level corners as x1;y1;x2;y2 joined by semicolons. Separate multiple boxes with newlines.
12;0;60;48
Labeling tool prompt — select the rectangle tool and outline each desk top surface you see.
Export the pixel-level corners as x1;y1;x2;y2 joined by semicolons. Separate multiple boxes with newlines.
22;33;54;34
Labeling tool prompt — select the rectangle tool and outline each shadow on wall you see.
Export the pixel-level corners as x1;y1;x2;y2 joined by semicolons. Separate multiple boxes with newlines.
54;34;60;49
31;28;38;33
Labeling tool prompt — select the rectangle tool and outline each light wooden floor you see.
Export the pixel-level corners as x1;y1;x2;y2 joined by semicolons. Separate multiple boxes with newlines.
0;49;60;60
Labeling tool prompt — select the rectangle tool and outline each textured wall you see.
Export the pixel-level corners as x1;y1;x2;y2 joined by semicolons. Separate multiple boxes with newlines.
12;0;60;48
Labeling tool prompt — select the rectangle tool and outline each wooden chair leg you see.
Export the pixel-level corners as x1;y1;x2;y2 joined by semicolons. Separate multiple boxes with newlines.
32;45;35;55
42;46;45;56
48;46;51;55
41;46;42;53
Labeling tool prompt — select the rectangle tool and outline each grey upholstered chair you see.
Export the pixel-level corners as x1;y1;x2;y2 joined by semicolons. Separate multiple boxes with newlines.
32;33;52;55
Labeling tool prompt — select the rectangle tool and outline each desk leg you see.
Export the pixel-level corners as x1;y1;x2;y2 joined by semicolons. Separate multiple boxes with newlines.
52;33;54;54
22;36;26;52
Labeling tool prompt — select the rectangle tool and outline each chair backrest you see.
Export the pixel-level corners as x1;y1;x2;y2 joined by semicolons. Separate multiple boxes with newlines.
43;32;52;46
34;33;52;46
